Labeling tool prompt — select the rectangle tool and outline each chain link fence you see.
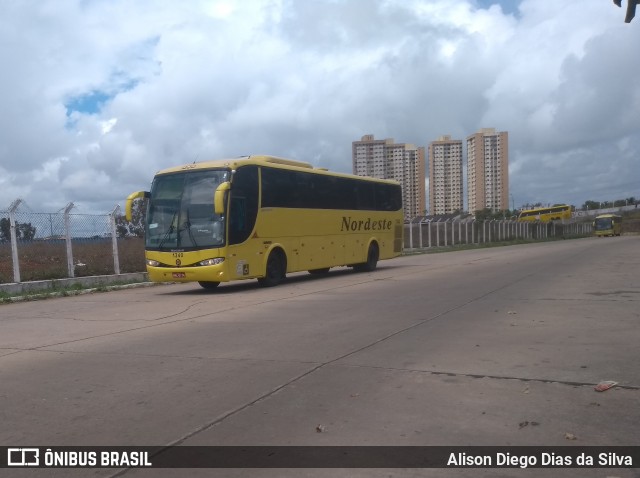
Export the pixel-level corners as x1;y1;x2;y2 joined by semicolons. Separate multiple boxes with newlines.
1;199;598;284
404;218;593;250
0;200;145;284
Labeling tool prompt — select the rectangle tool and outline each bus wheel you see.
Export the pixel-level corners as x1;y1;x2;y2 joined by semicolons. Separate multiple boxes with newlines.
354;242;379;273
198;281;220;290
258;249;287;287
308;268;330;275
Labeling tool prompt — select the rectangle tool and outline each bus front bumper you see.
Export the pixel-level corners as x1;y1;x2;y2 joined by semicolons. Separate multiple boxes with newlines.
146;263;229;283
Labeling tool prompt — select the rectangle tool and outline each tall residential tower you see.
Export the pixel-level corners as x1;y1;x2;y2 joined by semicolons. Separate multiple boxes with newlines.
352;134;426;219
429;135;463;215
466;128;509;213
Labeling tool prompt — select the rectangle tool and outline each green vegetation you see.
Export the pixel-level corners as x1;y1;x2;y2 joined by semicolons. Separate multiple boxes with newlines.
473;208;518;221
0;218;36;241
115;198;147;238
582;197;636;210
0;279;154;304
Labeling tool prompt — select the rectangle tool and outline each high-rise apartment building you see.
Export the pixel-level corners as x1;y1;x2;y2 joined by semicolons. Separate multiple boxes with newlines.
429;135;463;215
466;128;509;213
352;134;426;219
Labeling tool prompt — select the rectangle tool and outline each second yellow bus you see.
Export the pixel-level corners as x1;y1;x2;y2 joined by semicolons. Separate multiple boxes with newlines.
593;214;622;237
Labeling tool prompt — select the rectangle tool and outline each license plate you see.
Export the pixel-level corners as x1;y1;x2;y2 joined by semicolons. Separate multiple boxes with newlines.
172;272;186;278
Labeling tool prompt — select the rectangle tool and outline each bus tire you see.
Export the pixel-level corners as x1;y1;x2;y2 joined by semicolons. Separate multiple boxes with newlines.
353;242;379;273
258;249;287;287
198;281;220;290
308;268;330;275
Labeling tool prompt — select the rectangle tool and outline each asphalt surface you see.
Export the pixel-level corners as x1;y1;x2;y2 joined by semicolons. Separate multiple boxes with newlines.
1;236;639;478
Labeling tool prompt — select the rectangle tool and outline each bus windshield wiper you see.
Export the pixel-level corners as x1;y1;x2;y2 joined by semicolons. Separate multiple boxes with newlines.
158;210;179;250
186;208;198;247
176;209;198;247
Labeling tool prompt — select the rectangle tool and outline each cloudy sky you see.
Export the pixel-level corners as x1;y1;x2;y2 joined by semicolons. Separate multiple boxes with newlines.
1;0;638;214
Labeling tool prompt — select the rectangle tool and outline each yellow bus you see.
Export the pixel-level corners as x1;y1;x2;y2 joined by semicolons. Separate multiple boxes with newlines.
126;155;404;289
517;204;572;222
593;214;622;237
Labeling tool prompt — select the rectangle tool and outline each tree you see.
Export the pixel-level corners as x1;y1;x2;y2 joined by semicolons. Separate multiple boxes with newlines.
0;218;8;241
473;208;515;221
116;199;147;238
0;217;37;241
17;222;36;240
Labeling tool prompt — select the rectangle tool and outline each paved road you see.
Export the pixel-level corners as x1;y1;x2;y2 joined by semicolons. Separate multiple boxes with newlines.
1;237;639;477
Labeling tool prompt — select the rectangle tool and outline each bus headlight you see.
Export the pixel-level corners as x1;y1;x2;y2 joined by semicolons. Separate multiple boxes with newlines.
146;260;160;267
198;258;225;266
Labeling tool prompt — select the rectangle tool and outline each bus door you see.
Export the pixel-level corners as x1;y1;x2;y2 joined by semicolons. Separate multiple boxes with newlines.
227;166;261;279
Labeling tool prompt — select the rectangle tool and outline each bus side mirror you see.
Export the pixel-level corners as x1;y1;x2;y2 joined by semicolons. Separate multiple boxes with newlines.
214;182;230;215
125;191;150;221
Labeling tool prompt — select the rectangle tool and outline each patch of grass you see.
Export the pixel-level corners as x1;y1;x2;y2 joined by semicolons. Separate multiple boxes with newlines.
0;279;154;304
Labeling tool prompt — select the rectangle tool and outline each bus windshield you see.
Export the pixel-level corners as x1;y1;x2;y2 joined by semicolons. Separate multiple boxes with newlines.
146;169;230;250
594;217;613;230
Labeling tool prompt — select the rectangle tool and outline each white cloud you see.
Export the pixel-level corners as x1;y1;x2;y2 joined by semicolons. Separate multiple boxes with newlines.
0;0;638;214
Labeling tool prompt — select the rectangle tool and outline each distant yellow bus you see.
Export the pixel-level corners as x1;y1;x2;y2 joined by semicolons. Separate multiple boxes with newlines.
126;155;404;289
517;204;572;222
593;214;622;237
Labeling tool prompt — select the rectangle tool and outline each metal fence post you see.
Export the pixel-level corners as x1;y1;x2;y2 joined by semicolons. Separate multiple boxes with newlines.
9;199;23;283
64;202;75;278
451;220;456;246
110;205;121;275
428;221;432;248
409;221;413;250
444;220;448;247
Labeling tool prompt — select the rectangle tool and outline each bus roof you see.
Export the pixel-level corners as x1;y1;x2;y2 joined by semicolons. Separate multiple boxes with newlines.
595;213;622;219
155;155;400;185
